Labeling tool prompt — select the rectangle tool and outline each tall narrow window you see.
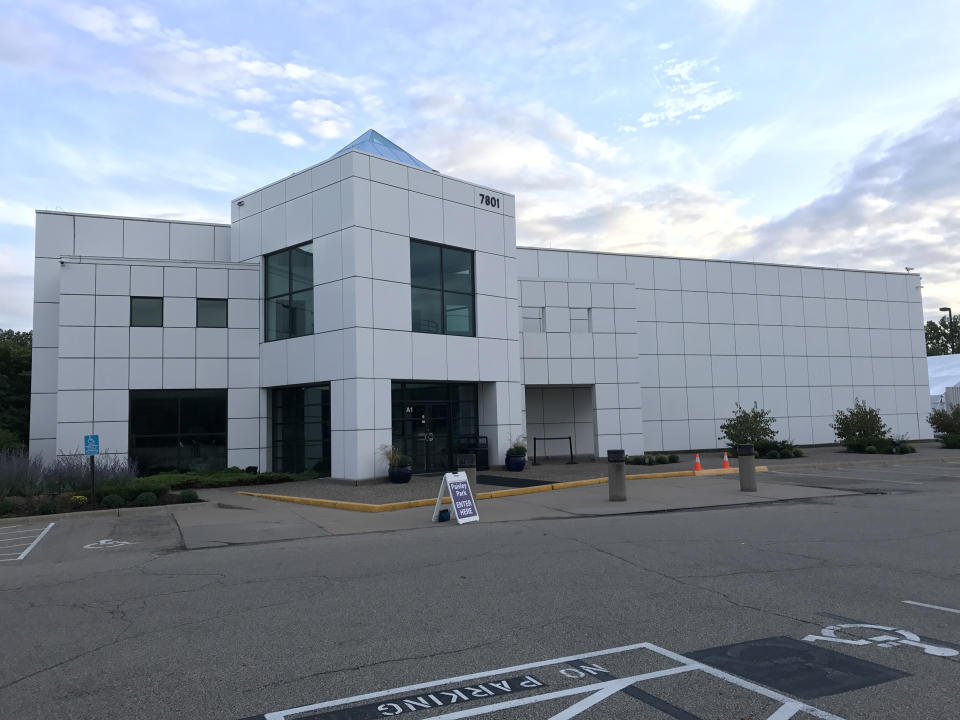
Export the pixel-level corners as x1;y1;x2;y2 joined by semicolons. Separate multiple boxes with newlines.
410;240;474;336
265;242;314;341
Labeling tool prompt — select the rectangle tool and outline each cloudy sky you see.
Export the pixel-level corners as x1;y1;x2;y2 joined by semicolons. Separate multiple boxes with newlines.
1;0;959;331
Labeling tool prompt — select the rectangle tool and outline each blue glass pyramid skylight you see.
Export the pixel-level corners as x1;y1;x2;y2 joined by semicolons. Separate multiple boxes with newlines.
328;129;435;172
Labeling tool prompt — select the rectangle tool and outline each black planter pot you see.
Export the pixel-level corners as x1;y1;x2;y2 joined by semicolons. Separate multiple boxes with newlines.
504;454;526;472
388;465;413;484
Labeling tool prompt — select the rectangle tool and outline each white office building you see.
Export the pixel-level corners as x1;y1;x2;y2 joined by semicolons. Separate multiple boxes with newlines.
29;130;933;482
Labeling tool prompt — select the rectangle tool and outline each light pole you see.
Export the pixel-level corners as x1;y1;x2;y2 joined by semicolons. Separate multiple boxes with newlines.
940;306;954;354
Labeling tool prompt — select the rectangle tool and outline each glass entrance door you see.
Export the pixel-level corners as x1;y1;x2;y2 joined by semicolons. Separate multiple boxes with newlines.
407;403;451;473
392;382;478;474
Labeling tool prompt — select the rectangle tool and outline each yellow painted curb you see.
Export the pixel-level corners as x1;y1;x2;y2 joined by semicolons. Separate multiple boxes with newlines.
236;465;770;513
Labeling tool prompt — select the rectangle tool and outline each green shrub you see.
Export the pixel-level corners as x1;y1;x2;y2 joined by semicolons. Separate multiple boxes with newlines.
102;494;123;509
778;449;794;459
941;434;960;449
720;402;777;453
179;489;199;503
832;399;890;450
98;477;170;502
899;443;916;454
765;449;780;459
70;495;88;508
655;454;668;464
792;447;804;457
928;405;960;436
865;445;878;454
38;499;58;514
0;499;15;515
134;491;157;507
668;454;679;463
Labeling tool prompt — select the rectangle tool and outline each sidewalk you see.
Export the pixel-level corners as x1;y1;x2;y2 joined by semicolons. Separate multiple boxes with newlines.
168;443;956;548
176;472;857;549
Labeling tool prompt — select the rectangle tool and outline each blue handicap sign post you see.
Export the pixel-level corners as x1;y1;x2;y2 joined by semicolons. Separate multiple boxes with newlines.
83;434;99;500
84;434;99;456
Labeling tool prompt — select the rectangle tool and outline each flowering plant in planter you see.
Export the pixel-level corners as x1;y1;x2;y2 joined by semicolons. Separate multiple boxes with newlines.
504;436;527;471
379;444;413;483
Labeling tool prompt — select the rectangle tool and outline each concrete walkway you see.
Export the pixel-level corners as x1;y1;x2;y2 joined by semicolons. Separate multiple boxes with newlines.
177;472;856;549
167;442;955;549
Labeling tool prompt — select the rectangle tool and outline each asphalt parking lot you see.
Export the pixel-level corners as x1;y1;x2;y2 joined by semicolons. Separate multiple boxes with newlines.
1;458;958;719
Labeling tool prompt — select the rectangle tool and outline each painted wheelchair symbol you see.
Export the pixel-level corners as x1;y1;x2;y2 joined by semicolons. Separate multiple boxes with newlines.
83;539;137;550
803;623;958;657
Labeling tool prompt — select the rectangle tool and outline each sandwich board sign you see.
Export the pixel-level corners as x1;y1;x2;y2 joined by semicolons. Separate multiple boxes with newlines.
432;471;479;524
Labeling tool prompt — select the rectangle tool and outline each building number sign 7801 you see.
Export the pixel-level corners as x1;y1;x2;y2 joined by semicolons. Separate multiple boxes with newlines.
478;193;500;209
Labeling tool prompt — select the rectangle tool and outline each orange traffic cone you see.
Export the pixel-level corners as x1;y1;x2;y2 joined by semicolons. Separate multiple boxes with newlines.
693;453;702;471
722;451;731;469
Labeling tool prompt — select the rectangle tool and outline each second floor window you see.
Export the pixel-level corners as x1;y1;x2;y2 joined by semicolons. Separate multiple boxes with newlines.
410;240;474;336
131;296;163;327
265;242;314;342
197;298;228;328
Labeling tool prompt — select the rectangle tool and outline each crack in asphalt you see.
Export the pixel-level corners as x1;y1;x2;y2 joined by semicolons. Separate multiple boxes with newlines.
245;612;581;693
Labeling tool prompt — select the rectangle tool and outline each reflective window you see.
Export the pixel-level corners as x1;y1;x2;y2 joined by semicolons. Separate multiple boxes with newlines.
410;240;474;336
196;298;227;328
272;384;331;475
130;297;163;327
129;390;227;473
264;242;314;341
521;307;543;332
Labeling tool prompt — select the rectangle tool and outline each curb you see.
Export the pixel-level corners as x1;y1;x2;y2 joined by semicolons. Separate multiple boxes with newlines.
0;501;209;524
770;455;960;472
236;466;769;513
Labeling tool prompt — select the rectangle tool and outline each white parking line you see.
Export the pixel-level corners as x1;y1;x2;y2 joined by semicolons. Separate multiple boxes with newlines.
257;641;846;720
903;600;960;615
0;523;54;562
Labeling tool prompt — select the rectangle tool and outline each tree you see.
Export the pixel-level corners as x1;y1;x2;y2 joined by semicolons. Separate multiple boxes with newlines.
926;314;960;356
0;329;32;449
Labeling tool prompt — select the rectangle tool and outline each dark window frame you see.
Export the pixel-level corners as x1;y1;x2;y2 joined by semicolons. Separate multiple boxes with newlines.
130;296;163;327
128;389;227;473
272;383;331;475
196;298;228;328
264;242;314;342
409;238;476;337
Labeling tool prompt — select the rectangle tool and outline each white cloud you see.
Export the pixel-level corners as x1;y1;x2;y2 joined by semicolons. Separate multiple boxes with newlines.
618;125;638;133
657;41;674;50
289;99;352;138
233;87;272;103
698;0;760;15
228;110;304;147
0;239;35;330
52;3;151;43
13;3;379;146
0;198;36;227
637;57;739;127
